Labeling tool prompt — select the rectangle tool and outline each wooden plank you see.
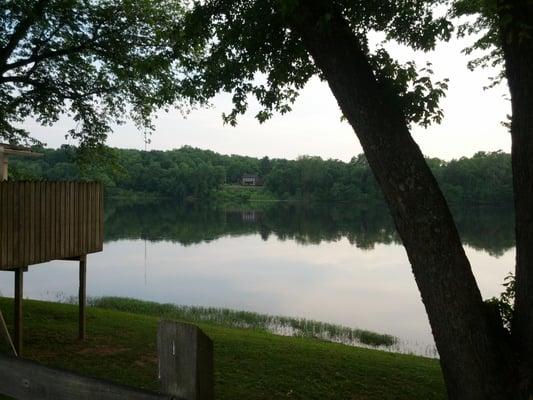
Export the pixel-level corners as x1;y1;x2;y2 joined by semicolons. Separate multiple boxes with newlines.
0;184;7;268
93;183;98;250
93;183;97;249
33;182;41;264
54;182;59;259
85;182;90;254
88;183;93;252
49;182;56;263
93;183;99;249
64;182;69;258
70;182;74;256
56;182;62;259
13;185;24;268
79;255;87;341
81;183;86;255
15;182;21;267
93;183;99;251
74;182;80;258
22;182;29;266
63;182;69;258
29;182;35;266
20;183;26;267
25;182;31;266
70;182;75;256
44;182;50;262
13;183;20;267
99;184;104;250
7;183;13;268
58;182;63;258
0;354;169;400
14;183;22;267
59;182;63;257
157;320;214;400
87;183;93;252
20;183;25;266
39;182;45;263
48;182;54;262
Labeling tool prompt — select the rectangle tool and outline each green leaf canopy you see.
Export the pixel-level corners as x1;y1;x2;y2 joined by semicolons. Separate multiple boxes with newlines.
176;0;453;128
0;0;188;146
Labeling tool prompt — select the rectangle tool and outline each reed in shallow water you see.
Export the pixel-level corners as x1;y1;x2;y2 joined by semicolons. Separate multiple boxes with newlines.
84;296;398;348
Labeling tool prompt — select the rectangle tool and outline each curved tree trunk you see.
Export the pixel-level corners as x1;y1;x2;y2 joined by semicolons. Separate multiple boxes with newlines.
498;0;533;396
282;1;515;398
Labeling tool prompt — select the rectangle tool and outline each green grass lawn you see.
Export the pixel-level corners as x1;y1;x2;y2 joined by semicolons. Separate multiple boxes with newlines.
0;298;445;399
216;184;278;206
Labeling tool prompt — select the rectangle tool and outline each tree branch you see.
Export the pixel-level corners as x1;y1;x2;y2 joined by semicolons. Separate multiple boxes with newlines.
2;43;91;72
65;87;113;101
0;0;51;67
0;75;42;86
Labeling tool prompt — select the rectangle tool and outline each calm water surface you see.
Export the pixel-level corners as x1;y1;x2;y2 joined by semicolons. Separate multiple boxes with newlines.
0;200;515;354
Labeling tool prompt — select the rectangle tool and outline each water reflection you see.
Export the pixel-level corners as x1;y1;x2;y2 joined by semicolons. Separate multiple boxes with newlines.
104;199;514;256
0;199;515;356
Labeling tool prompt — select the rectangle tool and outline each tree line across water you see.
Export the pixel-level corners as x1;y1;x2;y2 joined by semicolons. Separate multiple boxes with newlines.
9;145;512;206
103;199;514;257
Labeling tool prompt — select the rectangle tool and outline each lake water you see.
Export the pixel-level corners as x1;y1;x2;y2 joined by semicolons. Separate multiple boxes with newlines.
0;200;515;355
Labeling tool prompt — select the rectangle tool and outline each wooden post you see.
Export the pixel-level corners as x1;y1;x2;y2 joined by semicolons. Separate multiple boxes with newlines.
14;267;24;356
157;320;214;400
79;255;87;341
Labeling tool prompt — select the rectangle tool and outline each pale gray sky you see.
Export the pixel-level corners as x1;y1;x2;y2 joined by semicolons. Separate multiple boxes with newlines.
26;35;511;162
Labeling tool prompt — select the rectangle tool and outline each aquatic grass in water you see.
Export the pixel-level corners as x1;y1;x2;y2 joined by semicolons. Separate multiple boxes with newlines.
85;297;398;348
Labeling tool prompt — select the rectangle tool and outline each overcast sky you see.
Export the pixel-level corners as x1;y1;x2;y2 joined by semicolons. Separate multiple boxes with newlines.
26;35;511;162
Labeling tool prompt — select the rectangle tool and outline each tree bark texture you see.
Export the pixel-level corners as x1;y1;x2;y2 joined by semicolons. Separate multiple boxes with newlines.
498;0;533;397
284;1;515;399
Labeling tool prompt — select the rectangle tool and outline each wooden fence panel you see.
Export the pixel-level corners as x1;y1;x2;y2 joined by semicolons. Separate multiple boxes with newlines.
0;183;7;267
0;181;104;270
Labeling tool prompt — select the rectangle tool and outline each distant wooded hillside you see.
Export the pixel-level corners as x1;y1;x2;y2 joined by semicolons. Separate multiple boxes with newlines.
9;145;512;206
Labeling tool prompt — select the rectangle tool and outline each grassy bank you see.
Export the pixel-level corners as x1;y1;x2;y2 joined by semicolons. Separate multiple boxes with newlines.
0;297;445;399
88;297;397;348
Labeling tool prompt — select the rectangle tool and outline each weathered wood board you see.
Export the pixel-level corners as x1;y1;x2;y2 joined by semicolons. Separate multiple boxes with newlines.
158;320;215;400
0;181;104;270
0;354;169;400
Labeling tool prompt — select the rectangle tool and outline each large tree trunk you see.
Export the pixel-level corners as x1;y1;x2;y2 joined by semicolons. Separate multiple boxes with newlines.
283;1;515;399
498;0;533;396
